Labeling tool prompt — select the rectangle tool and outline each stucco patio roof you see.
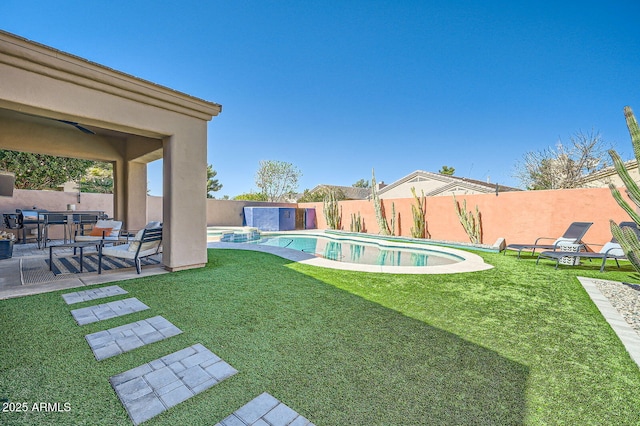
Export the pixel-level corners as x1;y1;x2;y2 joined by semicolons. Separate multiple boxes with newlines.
0;31;220;120
0;30;221;272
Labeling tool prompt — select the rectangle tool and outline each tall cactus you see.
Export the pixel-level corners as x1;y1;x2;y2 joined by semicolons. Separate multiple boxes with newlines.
410;186;428;238
609;106;640;273
453;194;482;244
390;202;397;236
323;189;342;230
371;168;391;235
350;212;364;232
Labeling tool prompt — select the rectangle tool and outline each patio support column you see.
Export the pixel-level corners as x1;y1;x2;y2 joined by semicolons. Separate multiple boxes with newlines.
162;123;208;271
124;161;148;232
112;160;125;222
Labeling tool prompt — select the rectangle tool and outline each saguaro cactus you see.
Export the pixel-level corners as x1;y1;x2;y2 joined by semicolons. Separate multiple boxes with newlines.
371;168;392;235
609;106;640;273
453;194;482;244
410;186;428;238
390;202;397;236
350;212;364;232
323;189;342;230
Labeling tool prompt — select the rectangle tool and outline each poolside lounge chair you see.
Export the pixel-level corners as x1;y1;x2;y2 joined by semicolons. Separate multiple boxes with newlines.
504;222;593;258
98;226;162;274
536;222;640;272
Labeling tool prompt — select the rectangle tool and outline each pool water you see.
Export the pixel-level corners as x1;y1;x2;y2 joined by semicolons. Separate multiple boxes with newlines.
254;235;463;267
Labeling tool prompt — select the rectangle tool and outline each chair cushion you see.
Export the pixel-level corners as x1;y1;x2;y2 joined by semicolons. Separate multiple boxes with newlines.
553;237;576;246
127;229;161;253
600;242;624;257
103;244;159;260
75;235;119;242
103;244;136;259
127;229;144;253
94;220;122;238
89;227;113;237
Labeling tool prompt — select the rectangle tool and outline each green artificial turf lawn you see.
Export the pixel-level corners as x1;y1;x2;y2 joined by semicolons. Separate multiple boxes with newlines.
1;249;640;425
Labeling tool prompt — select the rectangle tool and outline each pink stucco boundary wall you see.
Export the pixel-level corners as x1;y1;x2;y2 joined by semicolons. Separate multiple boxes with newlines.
0;192;297;238
1;187;633;248
0;189;114;216
0;189;114;239
299;187;633;248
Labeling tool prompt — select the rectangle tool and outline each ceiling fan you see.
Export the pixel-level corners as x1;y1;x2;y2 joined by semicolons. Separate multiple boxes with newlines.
56;119;95;134
13;111;97;135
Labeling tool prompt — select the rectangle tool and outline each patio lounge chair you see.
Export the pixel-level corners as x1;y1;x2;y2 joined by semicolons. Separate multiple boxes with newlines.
74;219;123;243
504;222;593;258
98;226;162;274
536;222;640;272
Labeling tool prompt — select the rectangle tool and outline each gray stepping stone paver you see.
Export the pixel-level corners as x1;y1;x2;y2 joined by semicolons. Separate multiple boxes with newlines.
62;285;128;304
110;343;237;425
70;297;149;325
85;316;182;360
216;392;315;426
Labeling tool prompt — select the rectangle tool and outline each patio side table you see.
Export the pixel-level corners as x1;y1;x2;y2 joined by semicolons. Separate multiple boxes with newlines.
49;241;99;273
557;242;582;266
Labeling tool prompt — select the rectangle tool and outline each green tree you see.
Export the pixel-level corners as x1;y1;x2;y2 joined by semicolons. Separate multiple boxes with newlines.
255;160;301;202
297;189;321;202
0;150;95;190
233;192;268;201
298;186;346;203
352;178;370;188
439;166;455;175
79;162;113;193
207;164;223;198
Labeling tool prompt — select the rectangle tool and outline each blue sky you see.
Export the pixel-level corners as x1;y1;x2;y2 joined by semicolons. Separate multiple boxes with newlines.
2;1;639;197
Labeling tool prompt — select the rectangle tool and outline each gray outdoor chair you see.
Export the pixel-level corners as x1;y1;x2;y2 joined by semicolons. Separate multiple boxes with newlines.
504;222;593;258
98;227;162;274
536;222;639;272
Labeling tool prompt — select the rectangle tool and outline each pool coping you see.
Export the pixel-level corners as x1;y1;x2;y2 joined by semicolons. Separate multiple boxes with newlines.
207;231;493;274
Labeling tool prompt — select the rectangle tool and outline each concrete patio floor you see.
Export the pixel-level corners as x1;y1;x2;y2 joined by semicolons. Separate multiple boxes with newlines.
0;241;168;300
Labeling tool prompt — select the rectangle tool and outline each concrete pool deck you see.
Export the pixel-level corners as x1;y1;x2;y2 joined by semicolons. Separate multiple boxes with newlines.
208;231;494;274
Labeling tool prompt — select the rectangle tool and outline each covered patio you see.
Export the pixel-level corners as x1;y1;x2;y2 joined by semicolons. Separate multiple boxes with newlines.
0;30;221;273
0;240;168;299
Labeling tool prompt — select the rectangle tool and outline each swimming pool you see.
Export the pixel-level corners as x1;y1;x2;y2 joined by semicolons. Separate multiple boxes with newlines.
208;231;493;274
255;235;462;267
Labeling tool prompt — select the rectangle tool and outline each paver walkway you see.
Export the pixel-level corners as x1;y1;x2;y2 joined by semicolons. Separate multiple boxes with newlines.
61;285;314;424
62;285;128;304
110;343;238;425
70;297;149;325
216;392;315;426
85;316;182;360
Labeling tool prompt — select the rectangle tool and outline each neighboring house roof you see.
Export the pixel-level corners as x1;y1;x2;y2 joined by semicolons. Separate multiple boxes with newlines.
578;159;638;188
446;175;521;193
309;184;370;200
377;170;521;198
